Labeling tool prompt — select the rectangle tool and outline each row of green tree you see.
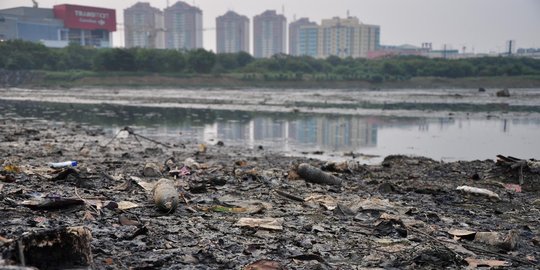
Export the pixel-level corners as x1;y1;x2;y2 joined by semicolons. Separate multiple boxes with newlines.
1;40;540;80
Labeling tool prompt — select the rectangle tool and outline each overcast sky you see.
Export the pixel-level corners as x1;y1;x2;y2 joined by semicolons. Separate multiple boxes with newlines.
1;0;539;53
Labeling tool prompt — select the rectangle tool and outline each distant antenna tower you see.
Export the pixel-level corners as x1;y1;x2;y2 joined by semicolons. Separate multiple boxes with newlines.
31;0;38;8
166;0;169;8
506;40;515;55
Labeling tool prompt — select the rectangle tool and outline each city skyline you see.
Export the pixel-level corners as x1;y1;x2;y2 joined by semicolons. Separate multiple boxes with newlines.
1;0;539;53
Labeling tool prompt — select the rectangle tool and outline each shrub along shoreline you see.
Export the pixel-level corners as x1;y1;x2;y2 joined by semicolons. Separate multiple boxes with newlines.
1;40;540;89
25;71;540;89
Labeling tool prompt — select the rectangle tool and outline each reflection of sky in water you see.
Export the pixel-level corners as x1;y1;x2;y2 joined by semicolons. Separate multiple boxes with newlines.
1;100;539;163
366;118;540;162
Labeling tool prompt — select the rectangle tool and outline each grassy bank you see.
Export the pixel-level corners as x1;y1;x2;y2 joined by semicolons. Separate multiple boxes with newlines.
24;70;540;89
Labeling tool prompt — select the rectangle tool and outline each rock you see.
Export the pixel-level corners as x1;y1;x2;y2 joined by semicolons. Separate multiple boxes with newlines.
143;162;162;177
496;88;510;97
152;178;179;213
474;230;520;251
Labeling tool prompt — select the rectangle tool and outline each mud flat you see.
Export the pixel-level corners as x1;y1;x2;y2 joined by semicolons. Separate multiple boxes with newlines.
1;117;539;269
1;87;540;119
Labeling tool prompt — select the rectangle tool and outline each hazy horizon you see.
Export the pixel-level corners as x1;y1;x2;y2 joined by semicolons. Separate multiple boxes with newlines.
1;0;539;54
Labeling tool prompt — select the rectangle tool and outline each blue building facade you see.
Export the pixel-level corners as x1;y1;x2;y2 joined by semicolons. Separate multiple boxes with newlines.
298;26;319;57
289;18;318;57
0;7;64;45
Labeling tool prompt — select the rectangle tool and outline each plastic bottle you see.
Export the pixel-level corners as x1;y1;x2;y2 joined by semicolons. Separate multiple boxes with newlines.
48;161;78;169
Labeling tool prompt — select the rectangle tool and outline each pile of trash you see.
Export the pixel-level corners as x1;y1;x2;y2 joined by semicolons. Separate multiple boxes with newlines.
1;118;539;269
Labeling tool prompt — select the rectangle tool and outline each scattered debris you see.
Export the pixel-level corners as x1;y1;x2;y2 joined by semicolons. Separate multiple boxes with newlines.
4;226;93;269
244;259;285;270
304;194;338;210
474;230;520;251
152;178;179;213
183;158;201;170
296;163;342;186
496;155;530;184
321;160;362;173
48;160;77;169
20;195;85;210
235;218;284;231
496;88;510;97
131;176;155;192
290;253;325;263
373;216;407;238
3;165;21;174
198;144;207;153
465;257;510;268
448;229;476;240
169;166;190;177
215;196;272;214
0;174;15;183
52;168;79;181
106;126;171;148
143;162;162;177
504;184;521;193
0;119;538;269
456;186;501;200
449;228;520;251
0;235;14;245
118;215;140;226
117;201;140;210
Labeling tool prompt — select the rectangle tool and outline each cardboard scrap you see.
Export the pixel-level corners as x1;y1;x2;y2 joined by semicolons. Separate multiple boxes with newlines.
131;176;155;192
304;194;338;210
117;201;140;210
465;257;510;268
448;228;476;239
235;217;284;231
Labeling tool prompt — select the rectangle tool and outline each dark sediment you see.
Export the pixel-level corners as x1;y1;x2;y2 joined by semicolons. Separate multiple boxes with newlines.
1;118;539;269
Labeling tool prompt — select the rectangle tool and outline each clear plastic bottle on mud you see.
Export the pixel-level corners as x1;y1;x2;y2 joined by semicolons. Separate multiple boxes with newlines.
48;161;78;169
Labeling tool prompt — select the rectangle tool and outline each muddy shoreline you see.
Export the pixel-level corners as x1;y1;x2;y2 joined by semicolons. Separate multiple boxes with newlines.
2;87;540;118
1;117;539;269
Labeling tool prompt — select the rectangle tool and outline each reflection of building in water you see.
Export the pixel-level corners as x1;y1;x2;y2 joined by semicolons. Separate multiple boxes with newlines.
288;118;318;144
253;118;287;141
212;116;378;151
216;119;251;141
312;117;377;151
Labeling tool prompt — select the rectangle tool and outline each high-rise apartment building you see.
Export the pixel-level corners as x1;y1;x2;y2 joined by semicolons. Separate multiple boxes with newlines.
253;10;286;58
164;1;202;50
319;17;379;58
289;18;319;57
216;11;249;54
124;2;164;49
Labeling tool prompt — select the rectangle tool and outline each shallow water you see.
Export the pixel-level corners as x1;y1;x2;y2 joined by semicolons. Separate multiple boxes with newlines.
2;98;539;164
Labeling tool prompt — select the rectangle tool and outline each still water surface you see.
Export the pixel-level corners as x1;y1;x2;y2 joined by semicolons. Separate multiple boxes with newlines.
2;99;539;163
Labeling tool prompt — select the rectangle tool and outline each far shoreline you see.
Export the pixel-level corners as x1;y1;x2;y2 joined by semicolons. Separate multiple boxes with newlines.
9;71;540;90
